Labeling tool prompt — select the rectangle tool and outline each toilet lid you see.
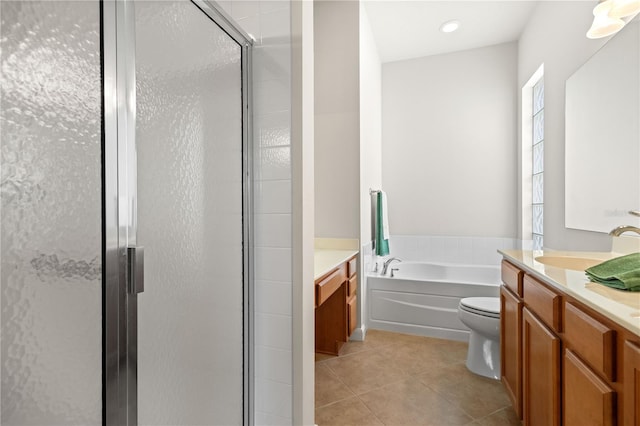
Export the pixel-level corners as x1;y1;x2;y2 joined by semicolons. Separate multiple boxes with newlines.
460;297;500;318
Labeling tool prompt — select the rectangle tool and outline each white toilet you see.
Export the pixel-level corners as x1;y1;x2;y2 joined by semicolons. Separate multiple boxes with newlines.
457;297;501;379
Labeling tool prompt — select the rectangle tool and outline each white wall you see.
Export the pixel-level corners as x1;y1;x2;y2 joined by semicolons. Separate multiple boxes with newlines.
358;4;382;338
218;2;294;424
382;42;518;238
291;0;316;423
314;0;360;239
359;4;382;252
518;1;610;251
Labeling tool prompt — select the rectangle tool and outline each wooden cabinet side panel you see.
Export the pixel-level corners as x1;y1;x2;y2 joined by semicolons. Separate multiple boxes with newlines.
564;349;615;426
523;307;561;426
624;340;640;426
315;283;347;355
501;285;523;419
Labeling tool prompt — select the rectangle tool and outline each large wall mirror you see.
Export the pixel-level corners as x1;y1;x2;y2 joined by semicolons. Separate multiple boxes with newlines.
565;18;640;233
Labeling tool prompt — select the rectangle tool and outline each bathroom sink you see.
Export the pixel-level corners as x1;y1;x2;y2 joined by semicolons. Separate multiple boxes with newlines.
534;255;604;271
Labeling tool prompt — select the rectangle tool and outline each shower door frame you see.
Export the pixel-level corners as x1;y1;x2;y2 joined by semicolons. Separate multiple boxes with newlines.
102;1;254;424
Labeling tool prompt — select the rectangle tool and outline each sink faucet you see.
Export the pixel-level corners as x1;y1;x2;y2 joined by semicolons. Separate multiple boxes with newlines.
609;225;640;237
381;257;401;275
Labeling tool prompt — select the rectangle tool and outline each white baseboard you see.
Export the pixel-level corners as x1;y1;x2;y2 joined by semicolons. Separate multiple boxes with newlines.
349;325;366;342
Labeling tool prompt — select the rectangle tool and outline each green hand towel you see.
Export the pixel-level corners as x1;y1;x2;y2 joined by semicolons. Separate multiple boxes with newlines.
585;252;640;291
375;192;389;256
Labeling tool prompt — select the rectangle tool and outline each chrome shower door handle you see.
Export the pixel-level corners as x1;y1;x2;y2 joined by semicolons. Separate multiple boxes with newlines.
128;246;144;294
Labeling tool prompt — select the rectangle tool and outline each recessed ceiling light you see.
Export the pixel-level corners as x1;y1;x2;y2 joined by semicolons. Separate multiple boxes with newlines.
440;20;460;33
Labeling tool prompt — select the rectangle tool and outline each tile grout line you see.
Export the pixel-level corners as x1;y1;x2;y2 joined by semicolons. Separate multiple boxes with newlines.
354;388;387;426
314;393;357;411
473;405;514;423
315;331;517;425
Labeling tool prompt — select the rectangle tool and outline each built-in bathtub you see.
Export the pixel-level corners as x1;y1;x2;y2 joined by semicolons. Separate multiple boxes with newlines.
367;261;501;341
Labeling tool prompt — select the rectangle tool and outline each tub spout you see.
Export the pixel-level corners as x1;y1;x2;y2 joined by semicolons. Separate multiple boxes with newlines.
382;257;402;275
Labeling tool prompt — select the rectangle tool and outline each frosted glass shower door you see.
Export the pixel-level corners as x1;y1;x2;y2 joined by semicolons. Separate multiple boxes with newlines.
1;2;102;424
134;2;246;425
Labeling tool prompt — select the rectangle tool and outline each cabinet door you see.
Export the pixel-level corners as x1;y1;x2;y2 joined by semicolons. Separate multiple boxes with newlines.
523;307;561;426
347;296;357;337
564;349;615;426
501;286;523;418
625;340;640;426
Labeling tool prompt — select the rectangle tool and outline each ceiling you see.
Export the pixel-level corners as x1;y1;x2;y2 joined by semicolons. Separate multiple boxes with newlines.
363;1;540;63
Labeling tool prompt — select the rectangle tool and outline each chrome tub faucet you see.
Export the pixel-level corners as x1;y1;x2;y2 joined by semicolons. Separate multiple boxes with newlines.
382;257;402;275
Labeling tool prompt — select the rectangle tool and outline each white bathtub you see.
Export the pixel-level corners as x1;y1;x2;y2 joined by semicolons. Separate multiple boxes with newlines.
367;261;501;341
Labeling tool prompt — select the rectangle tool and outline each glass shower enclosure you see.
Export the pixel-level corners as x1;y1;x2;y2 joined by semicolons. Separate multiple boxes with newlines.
1;1;253;424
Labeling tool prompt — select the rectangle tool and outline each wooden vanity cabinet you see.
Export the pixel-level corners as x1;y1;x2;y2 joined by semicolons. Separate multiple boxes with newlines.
346;257;358;337
315;263;348;355
522;306;561;426
501;259;640;425
500;261;524;419
564;348;615;426
561;299;618;426
624;340;640;426
315;254;358;355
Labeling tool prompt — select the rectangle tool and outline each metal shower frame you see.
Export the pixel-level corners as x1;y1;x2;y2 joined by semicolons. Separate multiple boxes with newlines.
101;1;254;424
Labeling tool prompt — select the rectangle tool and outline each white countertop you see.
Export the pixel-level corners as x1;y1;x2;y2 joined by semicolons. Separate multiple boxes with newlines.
314;249;359;280
499;249;640;337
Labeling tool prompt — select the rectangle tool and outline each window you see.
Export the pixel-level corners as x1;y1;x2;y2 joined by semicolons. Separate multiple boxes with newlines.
532;78;544;250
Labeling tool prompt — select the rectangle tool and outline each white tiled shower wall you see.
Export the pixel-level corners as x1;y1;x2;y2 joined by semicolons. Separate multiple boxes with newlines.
218;2;293;424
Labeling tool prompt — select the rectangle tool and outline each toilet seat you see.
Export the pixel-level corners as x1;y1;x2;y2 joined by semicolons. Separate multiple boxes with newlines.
459;297;500;319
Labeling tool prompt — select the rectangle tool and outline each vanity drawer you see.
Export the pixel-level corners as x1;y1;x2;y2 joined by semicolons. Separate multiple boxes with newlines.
523;274;562;332
564;301;616;382
348;275;357;298
502;260;524;297
347;256;357;278
316;267;346;307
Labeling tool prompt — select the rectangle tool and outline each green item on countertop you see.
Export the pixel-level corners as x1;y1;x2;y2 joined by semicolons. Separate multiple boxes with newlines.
585;252;640;291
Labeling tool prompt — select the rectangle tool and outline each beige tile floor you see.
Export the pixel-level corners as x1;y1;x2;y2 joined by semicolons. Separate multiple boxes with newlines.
315;330;520;426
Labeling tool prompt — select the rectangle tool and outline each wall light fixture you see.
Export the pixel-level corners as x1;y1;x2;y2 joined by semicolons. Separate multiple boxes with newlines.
440;20;460;33
587;0;640;39
610;0;640;17
587;0;626;38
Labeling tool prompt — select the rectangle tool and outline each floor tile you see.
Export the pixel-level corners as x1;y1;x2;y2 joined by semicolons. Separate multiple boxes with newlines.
323;348;408;395
315;352;334;363
315;330;517;426
418;362;511;420
377;338;467;375
315;396;383;426
315;363;355;408
339;329;420;356
475;406;521;425
359;377;473;425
